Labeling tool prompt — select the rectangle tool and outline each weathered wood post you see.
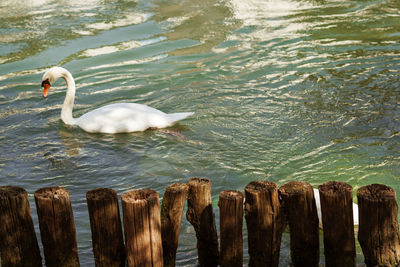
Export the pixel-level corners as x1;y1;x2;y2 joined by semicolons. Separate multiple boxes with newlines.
357;184;400;267
280;181;319;267
0;186;42;267
86;188;125;267
34;187;80;267
218;190;244;267
121;189;163;267
186;178;219;267
244;181;286;267
161;183;189;267
318;181;355;267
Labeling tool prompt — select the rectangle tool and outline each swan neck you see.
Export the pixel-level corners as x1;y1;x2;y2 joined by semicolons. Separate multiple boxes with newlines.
61;70;76;125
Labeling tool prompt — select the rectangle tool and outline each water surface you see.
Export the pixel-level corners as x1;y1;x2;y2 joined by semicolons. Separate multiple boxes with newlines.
1;0;399;265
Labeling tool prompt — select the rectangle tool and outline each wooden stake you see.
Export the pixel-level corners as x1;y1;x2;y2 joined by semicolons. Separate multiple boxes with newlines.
86;188;125;267
0;186;42;267
357;184;400;267
318;181;355;267
244;181;286;267
121;189;163;267
161;183;189;267
186;177;219;267
280;181;319;267
34;187;80;267
218;190;244;267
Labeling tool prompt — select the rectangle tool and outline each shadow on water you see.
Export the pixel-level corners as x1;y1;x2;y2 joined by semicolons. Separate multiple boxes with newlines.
152;0;240;55
0;0;140;64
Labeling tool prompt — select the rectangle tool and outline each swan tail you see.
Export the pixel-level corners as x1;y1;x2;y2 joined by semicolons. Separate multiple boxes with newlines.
166;112;194;124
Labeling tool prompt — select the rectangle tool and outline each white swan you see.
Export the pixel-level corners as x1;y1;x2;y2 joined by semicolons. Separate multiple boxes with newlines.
41;67;194;133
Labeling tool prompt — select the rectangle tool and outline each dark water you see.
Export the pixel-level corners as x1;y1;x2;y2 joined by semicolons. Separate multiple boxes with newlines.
1;0;399;265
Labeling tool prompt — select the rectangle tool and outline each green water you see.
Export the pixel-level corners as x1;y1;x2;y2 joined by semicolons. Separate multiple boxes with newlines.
1;0;399;265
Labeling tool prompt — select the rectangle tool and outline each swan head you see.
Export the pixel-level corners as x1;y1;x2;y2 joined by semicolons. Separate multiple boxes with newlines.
41;66;66;98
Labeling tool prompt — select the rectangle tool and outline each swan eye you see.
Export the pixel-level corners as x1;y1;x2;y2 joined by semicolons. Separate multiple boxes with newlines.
41;79;50;87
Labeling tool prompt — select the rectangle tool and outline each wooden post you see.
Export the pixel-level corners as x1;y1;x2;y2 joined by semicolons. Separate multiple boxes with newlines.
318;181;355;267
34;187;80;267
0;186;42;267
244;181;286;267
218;190;244;267
161;183;189;267
357;184;400;267
86;188;125;267
186;178;219;267
280;181;319;267
121;189;163;267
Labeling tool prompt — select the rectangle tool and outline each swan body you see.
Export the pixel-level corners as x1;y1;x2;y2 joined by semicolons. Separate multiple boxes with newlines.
41;67;194;133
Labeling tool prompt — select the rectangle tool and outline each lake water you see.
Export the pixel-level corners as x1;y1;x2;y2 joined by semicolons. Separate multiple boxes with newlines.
1;0;399;265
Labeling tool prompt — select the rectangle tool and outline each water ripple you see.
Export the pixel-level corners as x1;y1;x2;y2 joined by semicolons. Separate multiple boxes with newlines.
1;0;399;265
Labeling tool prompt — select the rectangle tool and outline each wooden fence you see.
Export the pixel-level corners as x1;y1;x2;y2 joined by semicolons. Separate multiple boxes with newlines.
0;178;399;267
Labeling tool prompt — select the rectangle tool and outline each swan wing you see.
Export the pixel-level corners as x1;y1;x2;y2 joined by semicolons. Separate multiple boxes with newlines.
76;103;173;133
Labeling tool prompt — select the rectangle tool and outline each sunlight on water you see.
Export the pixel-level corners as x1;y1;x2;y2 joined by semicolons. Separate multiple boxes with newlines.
81;37;166;58
1;0;400;265
229;0;314;39
86;12;150;31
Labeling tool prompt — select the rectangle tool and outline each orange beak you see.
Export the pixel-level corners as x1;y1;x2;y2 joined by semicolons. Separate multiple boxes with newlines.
43;83;50;98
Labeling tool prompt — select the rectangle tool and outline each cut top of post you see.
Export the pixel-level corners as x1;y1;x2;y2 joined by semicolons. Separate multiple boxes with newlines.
86;188;118;201
188;177;211;187
279;181;313;195
121;188;158;203
318;181;352;196
0;186;27;198
219;190;243;200
357;184;396;201
245;181;278;193
187;177;213;210
34;186;69;199
165;183;189;194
